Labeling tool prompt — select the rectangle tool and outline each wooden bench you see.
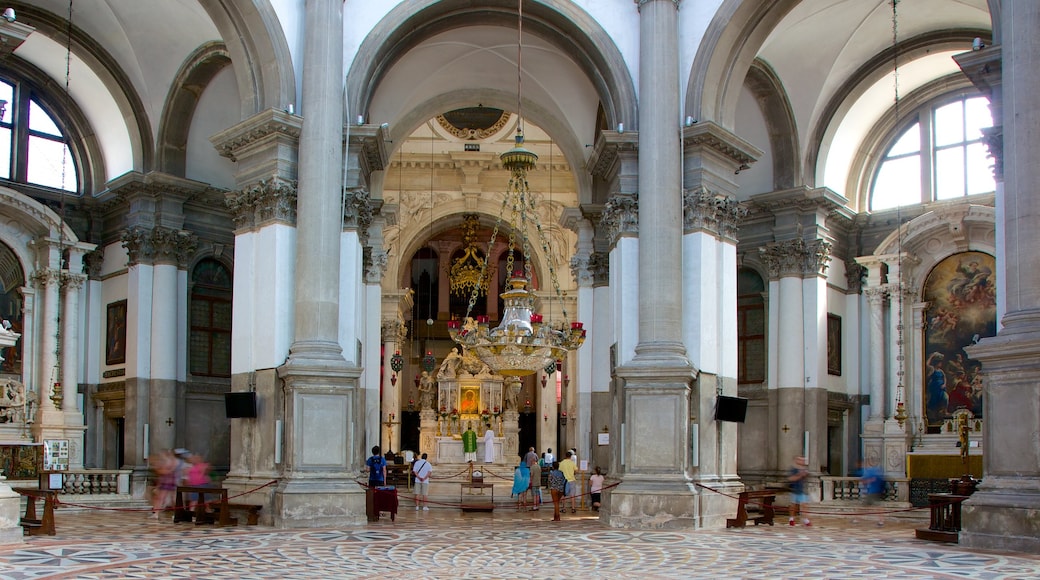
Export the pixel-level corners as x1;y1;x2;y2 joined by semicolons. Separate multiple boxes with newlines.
173;486;237;527
226;502;263;525
726;490;777;528
13;488;58;536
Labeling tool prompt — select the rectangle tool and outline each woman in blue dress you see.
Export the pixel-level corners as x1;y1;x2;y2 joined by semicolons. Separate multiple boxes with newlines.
511;459;531;510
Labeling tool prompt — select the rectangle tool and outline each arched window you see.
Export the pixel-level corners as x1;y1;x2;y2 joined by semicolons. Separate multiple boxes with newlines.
0;78;78;192
871;94;994;211
189;259;232;377
737;267;765;385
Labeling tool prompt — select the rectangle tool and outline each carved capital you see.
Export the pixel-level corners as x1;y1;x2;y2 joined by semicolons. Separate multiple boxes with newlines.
121;226;197;268
864;285;889;305
981;126;1003;181
226;178;298;230
121;227;152;266
602;194;639;247
844;260;866;293
381;318;407;343
83;249;104;281
364;246;389;285
759;238;832;279
590;251;610;287
60;272;87;291
569;254;593;288
342;187;373;240
29;269;61;288
682;186;748;240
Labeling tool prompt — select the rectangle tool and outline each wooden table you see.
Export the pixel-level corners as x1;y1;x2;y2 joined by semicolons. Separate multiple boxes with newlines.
173;486;237;527
460;483;495;512
13;487;57;536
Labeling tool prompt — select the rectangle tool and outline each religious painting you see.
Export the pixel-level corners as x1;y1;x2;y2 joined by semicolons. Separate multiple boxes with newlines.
921;252;996;431
459;385;480;415
106;300;127;365
827;314;842;376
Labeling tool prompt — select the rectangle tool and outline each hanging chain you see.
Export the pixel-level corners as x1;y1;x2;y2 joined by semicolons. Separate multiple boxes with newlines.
464;194;509;318
891;0;906;395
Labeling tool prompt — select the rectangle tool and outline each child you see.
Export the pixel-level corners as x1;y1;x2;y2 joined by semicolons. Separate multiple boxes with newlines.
589;466;605;511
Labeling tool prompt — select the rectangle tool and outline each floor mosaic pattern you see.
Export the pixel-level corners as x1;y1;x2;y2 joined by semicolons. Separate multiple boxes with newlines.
0;506;1036;579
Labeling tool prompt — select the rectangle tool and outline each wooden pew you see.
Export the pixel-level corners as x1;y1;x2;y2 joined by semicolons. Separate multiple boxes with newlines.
13;488;58;536
174;486;237;527
726;490;777;528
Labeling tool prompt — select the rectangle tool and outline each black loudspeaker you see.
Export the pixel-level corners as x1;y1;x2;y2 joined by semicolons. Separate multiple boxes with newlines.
714;396;748;423
225;392;258;418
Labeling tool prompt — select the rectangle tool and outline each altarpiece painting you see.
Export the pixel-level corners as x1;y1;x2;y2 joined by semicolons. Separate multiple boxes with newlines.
922;251;996;431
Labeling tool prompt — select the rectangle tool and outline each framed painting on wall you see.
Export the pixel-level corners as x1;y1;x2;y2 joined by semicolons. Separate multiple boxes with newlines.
106;300;127;365
827;314;842;376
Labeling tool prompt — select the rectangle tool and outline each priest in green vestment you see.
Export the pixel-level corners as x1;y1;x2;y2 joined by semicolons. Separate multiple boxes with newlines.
462;424;477;462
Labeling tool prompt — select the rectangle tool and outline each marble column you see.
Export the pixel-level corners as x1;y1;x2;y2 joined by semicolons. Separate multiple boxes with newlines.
33;266;61;420
609;0;697;530
381;319;405;452
961;1;1040;552
275;0;363;528
61;271;86;468
864;286;887;422
565;212;595;467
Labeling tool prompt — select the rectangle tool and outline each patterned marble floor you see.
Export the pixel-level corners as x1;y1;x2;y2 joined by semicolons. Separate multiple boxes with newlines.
0;501;1036;579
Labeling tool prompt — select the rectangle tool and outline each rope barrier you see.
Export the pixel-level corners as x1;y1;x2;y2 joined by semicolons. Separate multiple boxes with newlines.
54;479;279;513
692;482;947;518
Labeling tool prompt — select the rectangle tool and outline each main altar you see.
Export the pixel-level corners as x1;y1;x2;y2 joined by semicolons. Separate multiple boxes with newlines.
418;348;521;465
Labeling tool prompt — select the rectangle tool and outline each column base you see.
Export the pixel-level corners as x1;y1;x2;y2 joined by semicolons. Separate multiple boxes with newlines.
960;475;1040;553
273;478;366;528
604;478;699;529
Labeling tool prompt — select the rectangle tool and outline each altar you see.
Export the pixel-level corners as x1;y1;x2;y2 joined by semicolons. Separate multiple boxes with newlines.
434;435;504;464
417;348;521;464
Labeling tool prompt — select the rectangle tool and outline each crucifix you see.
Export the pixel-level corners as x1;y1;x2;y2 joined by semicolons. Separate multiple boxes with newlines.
165;417;174;427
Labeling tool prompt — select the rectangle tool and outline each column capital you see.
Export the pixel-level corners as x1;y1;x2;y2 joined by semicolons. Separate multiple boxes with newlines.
844;260;866;293
381;318;407;343
602;194;639;247
569;254;593;288
682;186;747;241
759;238;832;279
342;187;373;236
83;249;104;281
121;226;197;268
590;251;610;287
60;272;87;291
635;0;680;10
225;177;298;231
864;285;888;305
29;268;61;288
364;246;389;285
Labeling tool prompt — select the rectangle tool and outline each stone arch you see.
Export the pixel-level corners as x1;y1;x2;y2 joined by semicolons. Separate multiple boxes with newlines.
808;31;988;201
199;0;295;116
348;0;635;131
0;187;80;270
745;59;800;190
7;2;151;187
873;203;995;294
157;42;233;177
686;0;799;128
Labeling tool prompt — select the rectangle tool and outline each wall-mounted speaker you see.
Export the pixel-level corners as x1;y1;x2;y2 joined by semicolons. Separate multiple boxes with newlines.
225;392;257;419
714;395;748;423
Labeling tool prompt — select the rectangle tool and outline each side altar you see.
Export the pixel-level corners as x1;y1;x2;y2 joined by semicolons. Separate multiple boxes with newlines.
417;348;522;465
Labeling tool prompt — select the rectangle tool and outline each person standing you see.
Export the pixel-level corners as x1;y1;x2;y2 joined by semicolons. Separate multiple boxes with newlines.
542;447;555;467
511;459;531;511
548;461;566;522
367;445;387;488
524;446;539;468
483;423;495;463
788;455;811;526
560;450;578;513
412;452;432;511
589;466;605;512
462;425;477;463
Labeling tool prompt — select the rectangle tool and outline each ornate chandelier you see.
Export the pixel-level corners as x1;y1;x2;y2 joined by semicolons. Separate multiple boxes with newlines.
449;214;492;297
447;0;585;376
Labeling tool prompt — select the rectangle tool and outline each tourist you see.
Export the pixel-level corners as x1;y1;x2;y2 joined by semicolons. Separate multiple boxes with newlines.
149;450;177;519
542;447;554;467
524;446;539;468
560;450;578;513
483;423;495;463
367;445;387;488
462;425;477;463
589;466;605;511
548;461;566;522
528;458;542;510
860;460;886;526
788;455;811;526
412;452;432;511
511;459;530;510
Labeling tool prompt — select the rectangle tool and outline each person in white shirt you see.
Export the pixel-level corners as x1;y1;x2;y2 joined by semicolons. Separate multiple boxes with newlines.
483;424;495;463
412;453;432;510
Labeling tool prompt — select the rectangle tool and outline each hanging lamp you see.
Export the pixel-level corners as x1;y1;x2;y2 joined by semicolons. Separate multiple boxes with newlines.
447;0;585;376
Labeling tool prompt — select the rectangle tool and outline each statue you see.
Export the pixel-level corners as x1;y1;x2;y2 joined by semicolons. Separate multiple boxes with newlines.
0;378;26;422
438;348;463;380
505;379;521;411
418;371;435;410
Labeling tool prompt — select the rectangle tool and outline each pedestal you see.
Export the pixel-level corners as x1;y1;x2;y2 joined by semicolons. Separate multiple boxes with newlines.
0;478;23;544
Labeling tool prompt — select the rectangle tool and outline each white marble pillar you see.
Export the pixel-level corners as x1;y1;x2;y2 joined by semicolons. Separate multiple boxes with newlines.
381;320;404;452
865;287;886;421
60;272;86;468
35;268;60;418
961;0;1040;552
149;262;178;453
